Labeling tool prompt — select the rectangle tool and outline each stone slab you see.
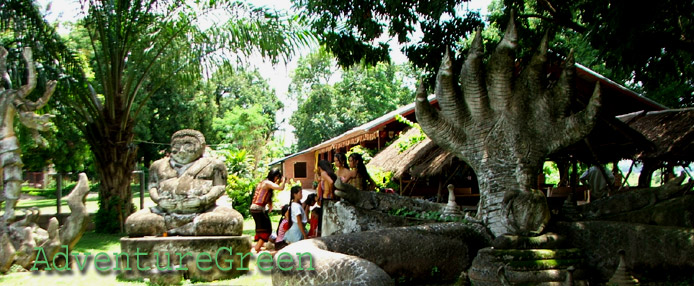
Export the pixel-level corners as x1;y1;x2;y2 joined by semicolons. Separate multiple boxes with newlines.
119;235;252;283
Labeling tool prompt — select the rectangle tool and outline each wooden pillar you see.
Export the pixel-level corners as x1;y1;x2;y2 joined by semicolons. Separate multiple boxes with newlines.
55;173;62;215
638;160;658;188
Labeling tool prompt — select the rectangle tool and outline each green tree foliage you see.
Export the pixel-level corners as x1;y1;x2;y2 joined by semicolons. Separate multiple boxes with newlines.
207;64;284;170
210;148;259;218
1;0;94;175
213;105;272;164
487;0;694;108
210;64;283;122
289;48;415;150
295;0;693;107
292;0;483;77
2;0;314;232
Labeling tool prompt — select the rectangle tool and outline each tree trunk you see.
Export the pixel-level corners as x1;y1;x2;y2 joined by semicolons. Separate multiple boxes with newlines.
88;120;138;233
638;160;658;188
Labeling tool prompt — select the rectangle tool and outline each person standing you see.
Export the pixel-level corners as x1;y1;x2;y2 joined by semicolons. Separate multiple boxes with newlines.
284;186;308;243
315;160;336;237
334;153;350;180
250;169;285;252
341;153;377;191
580;165;614;202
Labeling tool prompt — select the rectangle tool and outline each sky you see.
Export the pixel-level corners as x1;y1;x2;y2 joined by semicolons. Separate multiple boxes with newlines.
37;0;493;147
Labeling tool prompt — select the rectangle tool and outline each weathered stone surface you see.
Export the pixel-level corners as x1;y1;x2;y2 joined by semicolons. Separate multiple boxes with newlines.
59;173;92;249
415;14;599;237
553;221;694;283
1;173;91;271
327;179;449;236
470;235;588;285
321;200;439;236
469;248;588;285
272;240;393;286
493;233;568;249
272;222;492;285
335;178;443;213
502;189;551;236
0;233;15;273
0;47;56;222
125;130;243;236
441;184;464;220
119;235;252;283
580;176;692;220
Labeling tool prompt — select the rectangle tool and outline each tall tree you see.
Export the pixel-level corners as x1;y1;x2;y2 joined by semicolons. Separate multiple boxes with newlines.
289;48;415;150
2;0;314;232
289;54;414;149
491;0;694;107
292;0;483;75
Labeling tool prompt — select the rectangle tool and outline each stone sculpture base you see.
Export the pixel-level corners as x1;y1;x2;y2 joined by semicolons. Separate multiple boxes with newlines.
468;233;588;285
119;235;252;284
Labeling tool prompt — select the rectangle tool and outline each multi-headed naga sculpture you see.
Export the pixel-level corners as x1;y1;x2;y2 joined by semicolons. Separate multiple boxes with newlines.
415;17;601;236
0;47;90;273
0;47;55;222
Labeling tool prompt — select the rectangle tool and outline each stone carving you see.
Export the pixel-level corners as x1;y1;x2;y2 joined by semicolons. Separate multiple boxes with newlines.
125;129;243;236
607;250;639;285
555;220;694;283
574;175;694;227
328;178;448;236
0;173;91;273
0;46;90;272
414;11;600;236
272;222;492;285
0;47;56;222
440;184;464;220
470;233;589;285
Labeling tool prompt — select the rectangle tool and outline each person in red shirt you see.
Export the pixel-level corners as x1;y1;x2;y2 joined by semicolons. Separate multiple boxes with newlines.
250;169;286;252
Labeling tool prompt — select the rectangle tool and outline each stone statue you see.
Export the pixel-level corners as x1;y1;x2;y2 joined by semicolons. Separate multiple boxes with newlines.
1;173;91;273
415;12;600;236
440;184;463;220
125;129;243;236
0;47;56;222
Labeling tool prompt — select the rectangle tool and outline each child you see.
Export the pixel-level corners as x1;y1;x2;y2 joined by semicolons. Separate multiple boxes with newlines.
273;204;290;250
284;186;308;243
308;208;319;238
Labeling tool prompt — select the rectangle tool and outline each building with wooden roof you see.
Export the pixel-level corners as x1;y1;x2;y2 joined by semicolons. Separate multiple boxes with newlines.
271;64;668;193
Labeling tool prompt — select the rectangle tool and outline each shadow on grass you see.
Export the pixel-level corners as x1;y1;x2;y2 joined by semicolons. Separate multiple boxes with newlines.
16;195;100;209
72;231;124;253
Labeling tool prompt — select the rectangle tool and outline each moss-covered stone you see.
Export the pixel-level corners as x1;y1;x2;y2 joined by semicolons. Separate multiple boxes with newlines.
482;248;583;261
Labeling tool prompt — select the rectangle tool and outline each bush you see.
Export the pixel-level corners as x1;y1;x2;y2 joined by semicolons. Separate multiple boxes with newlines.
370;167;399;192
227;174;261;218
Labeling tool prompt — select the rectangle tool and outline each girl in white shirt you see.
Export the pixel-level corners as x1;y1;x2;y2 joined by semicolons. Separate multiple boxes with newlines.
284;186;308;243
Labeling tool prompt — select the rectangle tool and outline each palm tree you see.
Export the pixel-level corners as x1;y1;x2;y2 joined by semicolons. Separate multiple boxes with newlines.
2;0;314;232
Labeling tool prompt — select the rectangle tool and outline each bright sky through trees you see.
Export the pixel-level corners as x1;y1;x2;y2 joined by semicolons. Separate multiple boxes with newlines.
37;0;492;147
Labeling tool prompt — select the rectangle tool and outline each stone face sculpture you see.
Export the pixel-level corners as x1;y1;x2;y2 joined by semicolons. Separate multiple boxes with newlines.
415;13;601;236
125;129;243;236
0;47;56;222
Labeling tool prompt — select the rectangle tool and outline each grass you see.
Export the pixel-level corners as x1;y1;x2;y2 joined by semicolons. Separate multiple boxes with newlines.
0;214;278;285
15;187;156;216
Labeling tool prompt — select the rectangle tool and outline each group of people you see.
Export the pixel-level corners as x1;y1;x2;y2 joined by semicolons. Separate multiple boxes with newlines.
250;152;376;253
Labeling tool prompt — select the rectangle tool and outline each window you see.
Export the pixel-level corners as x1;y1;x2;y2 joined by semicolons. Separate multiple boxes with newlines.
294;162;307;178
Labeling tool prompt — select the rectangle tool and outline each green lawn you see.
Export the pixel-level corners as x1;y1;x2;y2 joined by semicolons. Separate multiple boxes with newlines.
14;192;157;216
0;215;278;285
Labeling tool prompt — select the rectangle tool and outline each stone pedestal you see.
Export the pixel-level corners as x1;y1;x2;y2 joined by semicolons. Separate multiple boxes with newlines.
119;235;252;284
468;233;588;285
